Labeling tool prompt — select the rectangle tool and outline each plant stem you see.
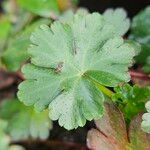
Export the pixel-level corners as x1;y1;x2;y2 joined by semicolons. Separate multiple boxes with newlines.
129;69;150;80
94;81;114;98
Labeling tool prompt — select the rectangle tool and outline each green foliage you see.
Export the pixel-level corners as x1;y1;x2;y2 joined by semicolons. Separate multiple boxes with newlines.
2;19;51;71
0;16;11;53
17;0;59;17
130;6;150;40
142;101;150;133
0;16;11;67
71;0;79;5
125;40;141;56
0;0;149;147
0;119;25;150
143;56;150;73
17;13;135;130
59;8;89;23
113;84;150;121
60;7;130;37
0;119;10;150
103;8;130;36
0;99;52;141
129;6;150;68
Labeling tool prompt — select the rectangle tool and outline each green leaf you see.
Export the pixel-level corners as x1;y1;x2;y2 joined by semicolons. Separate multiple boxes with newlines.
125;40;141;56
136;44;150;65
112;84;150;121
2;19;51;71
18;13;135;130
0;119;25;150
0;16;11;53
60;8;130;36
17;0;59;17
103;8;130;36
142;101;150;133
8;146;25;150
130;6;150;38
59;8;89;23
0;119;11;150
0;16;11;67
0;99;52;141
143;56;150;73
129;6;150;65
71;0;78;5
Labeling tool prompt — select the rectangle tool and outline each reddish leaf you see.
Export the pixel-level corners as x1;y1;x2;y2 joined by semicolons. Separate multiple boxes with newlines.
95;102;128;149
129;113;150;150
87;129;116;150
87;102;128;150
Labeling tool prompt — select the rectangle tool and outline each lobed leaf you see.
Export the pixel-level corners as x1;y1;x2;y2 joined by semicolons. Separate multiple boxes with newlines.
125;40;141;56
0;99;52;141
2;19;51;71
87;129;117;150
142;101;150;133
0;119;25;150
87;101;128;150
87;102;150;150
112;84;150;121
59;8;89;23
17;0;59;17
103;8;130;36
94;102;128;149
129;113;150;150
18;13;135;130
129;6;150;65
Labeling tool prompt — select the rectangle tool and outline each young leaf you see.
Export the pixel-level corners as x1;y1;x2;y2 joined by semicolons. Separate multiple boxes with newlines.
142;101;150;133
103;8;130;36
112;84;150;121
0;99;52;141
129;6;150;65
17;0;59;17
18;13;135;130
2;19;51;71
